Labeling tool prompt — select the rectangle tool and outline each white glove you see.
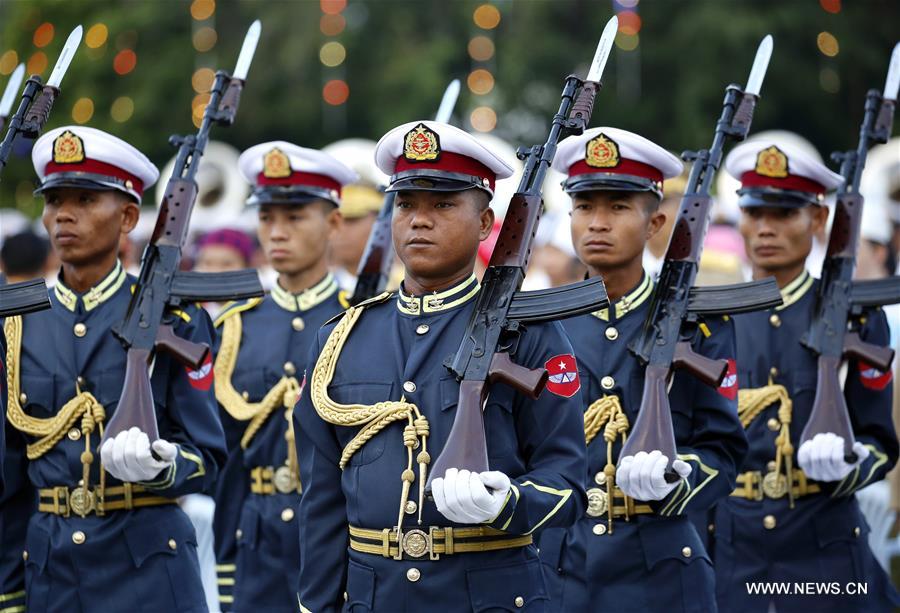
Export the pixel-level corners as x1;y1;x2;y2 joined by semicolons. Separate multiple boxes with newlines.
431;468;511;524
100;426;178;483
797;432;869;482
616;450;692;501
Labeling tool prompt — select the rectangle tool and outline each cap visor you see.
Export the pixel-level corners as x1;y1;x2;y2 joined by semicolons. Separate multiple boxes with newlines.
246;186;339;208
737;188;820;209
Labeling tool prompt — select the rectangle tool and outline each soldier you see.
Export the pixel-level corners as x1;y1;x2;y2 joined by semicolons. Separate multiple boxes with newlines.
715;138;899;612
0;126;225;612
211;141;357;612
294;120;587;612
538;128;747;612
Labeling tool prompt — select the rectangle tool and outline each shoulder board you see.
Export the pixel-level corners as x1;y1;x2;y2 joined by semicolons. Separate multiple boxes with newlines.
214;297;265;328
323;291;393;327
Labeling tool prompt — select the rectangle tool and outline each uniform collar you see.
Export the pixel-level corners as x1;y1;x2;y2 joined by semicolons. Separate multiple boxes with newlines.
591;271;653;322
53;260;126;312
775;269;813;311
397;274;480;316
271;273;338;312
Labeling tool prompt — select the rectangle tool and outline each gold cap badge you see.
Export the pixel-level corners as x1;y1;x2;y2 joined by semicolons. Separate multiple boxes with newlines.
585;133;620;168
403;123;440;162
53;130;85;164
263;148;292;179
755;146;789;178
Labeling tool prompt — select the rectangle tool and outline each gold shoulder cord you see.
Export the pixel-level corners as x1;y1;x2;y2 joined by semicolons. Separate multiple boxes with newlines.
214;311;303;492
5;316;107;511
310;303;431;535
738;383;795;507
583;394;630;533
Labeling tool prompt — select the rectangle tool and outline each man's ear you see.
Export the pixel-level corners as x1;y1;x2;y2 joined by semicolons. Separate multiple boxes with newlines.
479;204;495;241
647;209;666;241
120;197;140;235
809;203;829;234
327;206;343;239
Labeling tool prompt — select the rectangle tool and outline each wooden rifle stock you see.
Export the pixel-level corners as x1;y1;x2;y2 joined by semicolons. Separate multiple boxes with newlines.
488;352;548;398
673;341;727;388
620;365;680;483
800;355;858;463
103;348;160;441
155;324;209;369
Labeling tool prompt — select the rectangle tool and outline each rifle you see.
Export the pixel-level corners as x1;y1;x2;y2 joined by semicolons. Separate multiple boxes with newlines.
0;26;81;174
619;36;784;482
799;42;900;462
0;280;50;317
0;63;25;133
348;78;461;305
425;16;620;489
100;21;265;445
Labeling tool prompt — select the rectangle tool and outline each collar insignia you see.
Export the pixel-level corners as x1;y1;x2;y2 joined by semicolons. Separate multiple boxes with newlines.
403;123;441;162
585;133;620;168
53;130;85;164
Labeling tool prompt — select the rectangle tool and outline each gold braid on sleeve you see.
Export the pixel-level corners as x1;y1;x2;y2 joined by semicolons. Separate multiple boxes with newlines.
583;394;631;533
738;384;795;506
310;303;431;531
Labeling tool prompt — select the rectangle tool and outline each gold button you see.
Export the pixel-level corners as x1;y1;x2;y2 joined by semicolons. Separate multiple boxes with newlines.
19;393;27;404
592;523;607;536
767;460;777;472
682;546;692;558
235;529;243;539
853;526;861;537
416;324;430;335
769;314;781;328
594;472;606;485
76;376;86;387
72;530;86;545
767;418;780;431
284;361;296;376
403;381;417;393
406;568;421;582
708;523;715;534
605;327;619;341
125;179;134;190
74;323;87;337
168;539;177;550
281;508;295;522
601;376;615;390
242;391;250;400
67;427;82;441
515;596;525;608
22;550;28;561
292;317;305;331
405;500;418;515
769;367;779;378
763;515;776;530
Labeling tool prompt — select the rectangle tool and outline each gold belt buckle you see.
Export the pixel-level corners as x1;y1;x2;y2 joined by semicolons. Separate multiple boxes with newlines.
393;528;433;560
762;471;788;499
69;486;96;517
586;487;608;518
273;465;298;494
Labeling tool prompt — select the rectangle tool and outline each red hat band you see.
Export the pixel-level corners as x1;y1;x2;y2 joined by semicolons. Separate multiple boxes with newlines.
256;170;342;196
394;151;497;192
567;158;664;184
740;171;825;196
44;159;145;197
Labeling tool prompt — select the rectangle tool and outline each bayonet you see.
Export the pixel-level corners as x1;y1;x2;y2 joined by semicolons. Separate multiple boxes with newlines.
47;25;83;88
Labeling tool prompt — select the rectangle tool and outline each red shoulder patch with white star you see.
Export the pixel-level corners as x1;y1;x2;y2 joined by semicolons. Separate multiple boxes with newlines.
186;353;214;391
717;358;738;399
544;354;581;398
859;360;892;391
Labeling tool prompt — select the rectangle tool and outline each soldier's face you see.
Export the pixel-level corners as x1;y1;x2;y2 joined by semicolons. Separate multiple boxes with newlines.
42;187;138;267
739;205;828;272
392;189;493;282
257;202;340;275
569;190;664;271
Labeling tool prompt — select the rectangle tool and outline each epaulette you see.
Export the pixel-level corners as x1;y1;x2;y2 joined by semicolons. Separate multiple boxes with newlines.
323;291;393;327
214;297;265;328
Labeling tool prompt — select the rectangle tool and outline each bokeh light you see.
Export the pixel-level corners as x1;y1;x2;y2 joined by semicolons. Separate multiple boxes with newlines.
615;32;639;51
0;51;18;75
319;41;346;67
473;4;501;30
113;49;137;75
470;106;497;132
320;14;346;36
618;0;640;8
468;36;495;62
817;31;839;57
820;0;841;14
192;92;210;127
193;27;217;52
321;0;347;15
323;79;350;105
111;96;134;122
85;24;109;49
191;67;215;93
617;11;642;36
27;52;48;76
467;69;495;95
72;97;94;124
190;0;216;21
33;23;55;48
820;67;840;93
